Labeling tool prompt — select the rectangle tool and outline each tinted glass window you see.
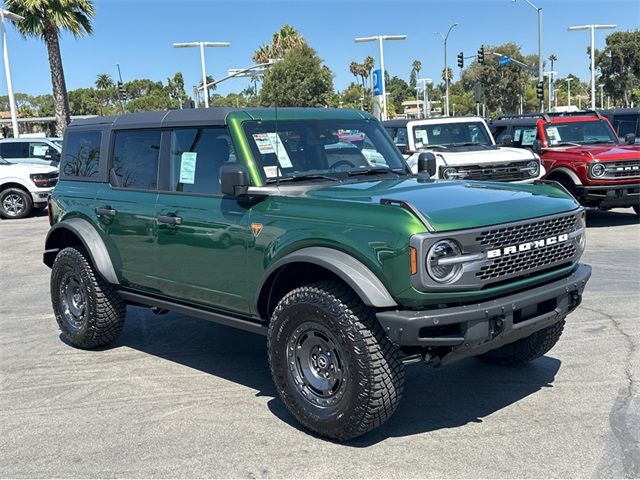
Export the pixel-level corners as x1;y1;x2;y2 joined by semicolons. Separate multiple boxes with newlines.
513;126;538;147
612;114;639;137
385;127;408;145
111;130;161;189
169;127;235;194
61;131;101;177
0;142;28;159
29;142;51;159
544;120;617;146
411;121;492;148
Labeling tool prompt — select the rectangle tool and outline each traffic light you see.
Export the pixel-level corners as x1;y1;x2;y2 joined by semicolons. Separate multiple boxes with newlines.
477;46;485;65
536;80;544;100
117;81;127;101
457;51;464;69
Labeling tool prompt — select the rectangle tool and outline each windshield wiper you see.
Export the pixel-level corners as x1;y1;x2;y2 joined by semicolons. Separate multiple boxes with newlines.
582;140;615;145
265;174;340;184
450;142;483;147
552;142;582;147
424;144;448;150
347;167;404;177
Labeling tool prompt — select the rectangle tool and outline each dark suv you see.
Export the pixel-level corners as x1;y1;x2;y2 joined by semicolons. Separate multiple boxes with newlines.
490;111;640;215
44;108;591;440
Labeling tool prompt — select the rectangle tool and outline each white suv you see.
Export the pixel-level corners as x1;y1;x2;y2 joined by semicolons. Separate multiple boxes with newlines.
0;156;58;219
383;116;545;182
0;138;61;167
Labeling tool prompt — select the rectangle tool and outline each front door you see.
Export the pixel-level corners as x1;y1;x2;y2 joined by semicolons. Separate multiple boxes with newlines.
154;126;250;314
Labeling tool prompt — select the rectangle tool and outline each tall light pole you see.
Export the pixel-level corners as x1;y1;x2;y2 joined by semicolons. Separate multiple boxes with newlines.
566;77;573;106
0;8;23;139
355;34;406;121
173;41;230;108
417;78;432;118
599;83;605;108
434;22;458;117
512;0;543;111
568;24;616;110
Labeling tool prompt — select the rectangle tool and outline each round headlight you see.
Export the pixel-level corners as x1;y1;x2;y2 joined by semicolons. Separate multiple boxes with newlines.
426;239;464;283
526;160;540;177
442;167;458;180
590;162;606;177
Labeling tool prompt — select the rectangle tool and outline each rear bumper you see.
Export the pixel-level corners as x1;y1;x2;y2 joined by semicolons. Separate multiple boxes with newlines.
376;264;591;365
576;183;640;209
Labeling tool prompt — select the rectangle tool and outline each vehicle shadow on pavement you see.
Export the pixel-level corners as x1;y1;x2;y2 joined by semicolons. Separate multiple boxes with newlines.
110;307;561;445
586;209;639;228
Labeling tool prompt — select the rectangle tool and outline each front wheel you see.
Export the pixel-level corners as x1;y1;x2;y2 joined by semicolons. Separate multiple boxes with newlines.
0;187;32;219
478;319;565;367
268;281;404;441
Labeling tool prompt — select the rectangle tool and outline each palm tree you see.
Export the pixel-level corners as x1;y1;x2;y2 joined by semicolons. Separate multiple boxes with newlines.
198;75;216;104
6;0;95;136
412;60;422;79
95;74;114;90
252;44;272;64
362;56;375;93
271;24;305;58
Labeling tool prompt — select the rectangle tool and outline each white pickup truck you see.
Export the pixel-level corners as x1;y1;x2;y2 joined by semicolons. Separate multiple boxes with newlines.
383;116;544;182
0;156;58;219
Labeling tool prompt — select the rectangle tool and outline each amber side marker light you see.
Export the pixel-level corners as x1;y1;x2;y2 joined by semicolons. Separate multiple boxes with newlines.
409;247;417;275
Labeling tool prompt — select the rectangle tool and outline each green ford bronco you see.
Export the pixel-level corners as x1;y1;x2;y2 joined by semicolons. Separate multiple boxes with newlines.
44;108;591;440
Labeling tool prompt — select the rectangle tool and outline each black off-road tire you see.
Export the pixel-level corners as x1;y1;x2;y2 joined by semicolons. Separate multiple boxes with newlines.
51;246;126;349
478;319;565;367
268;281;404;441
0;187;32;219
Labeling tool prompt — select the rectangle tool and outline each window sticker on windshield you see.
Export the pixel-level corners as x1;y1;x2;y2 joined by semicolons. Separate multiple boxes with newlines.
521;129;537;146
253;133;275;154
415;141;424;149
266;133;293;168
546;127;561;145
263;165;280;178
513;129;522;142
415;129;428;143
32;145;49;157
179;152;197;184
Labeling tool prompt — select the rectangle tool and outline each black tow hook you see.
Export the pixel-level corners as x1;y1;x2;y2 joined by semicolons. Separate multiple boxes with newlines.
569;292;582;312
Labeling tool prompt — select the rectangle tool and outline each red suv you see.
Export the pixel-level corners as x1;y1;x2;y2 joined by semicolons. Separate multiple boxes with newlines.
490;111;639;215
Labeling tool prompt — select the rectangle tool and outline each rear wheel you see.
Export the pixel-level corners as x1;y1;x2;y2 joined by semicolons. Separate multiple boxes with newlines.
478;319;565;367
268;281;404;441
51;246;126;349
0;187;32;219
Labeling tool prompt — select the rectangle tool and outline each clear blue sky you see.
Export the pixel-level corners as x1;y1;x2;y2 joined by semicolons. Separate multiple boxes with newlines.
2;0;639;98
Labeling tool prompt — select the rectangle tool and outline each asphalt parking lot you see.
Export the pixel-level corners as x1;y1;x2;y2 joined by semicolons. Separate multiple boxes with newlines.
0;209;638;478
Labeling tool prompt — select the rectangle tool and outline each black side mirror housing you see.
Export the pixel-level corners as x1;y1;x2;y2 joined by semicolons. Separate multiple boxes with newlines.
625;133;636;145
220;163;250;197
396;143;409;155
532;139;543;154
417;152;437;177
498;134;513;147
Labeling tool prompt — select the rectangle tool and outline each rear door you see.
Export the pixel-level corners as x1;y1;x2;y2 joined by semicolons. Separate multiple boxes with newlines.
154;126;250;314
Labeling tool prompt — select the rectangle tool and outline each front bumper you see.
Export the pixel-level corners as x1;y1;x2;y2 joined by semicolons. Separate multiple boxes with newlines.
30;188;53;206
377;264;591;365
576;183;640;209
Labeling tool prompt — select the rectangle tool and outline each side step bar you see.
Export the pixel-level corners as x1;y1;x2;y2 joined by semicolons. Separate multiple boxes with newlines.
118;291;268;337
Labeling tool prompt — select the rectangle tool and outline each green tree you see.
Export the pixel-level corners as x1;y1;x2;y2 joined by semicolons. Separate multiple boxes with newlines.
253;24;305;64
6;0;95;135
95;73;114;90
595;30;640;107
167;72;189;108
410;60;422;88
260;44;334;107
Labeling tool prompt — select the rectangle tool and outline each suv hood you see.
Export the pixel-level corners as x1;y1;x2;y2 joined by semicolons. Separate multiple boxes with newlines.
304;178;578;232
548;144;640;162
0;162;58;174
425;146;536;166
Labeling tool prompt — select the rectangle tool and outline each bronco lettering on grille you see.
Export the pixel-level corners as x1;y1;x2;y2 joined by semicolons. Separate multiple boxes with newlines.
487;234;569;259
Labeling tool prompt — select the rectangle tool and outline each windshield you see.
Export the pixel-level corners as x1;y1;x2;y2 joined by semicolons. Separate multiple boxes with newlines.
243;119;408;182
544;120;618;146
411;121;493;149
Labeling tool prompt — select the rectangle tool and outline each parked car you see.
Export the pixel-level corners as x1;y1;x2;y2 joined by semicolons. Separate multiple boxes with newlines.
489;111;640;215
383;117;544;182
0;137;61;167
44;108;591;440
599;108;640;144
0;156;58;219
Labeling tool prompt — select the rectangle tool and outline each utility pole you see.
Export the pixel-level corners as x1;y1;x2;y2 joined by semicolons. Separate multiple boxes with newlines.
512;0;543;112
435;22;458;116
566;77;573;106
0;8;23;138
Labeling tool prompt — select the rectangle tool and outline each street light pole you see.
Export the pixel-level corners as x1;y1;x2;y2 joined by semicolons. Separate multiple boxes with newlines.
599;84;605;108
173;41;230;108
512;0;543;111
566;77;573;106
435;23;458;117
0;8;23;139
355;34;406;121
567;24;616;110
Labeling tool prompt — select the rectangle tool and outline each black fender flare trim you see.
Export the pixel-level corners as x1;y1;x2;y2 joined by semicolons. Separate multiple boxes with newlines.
546;167;582;186
44;217;119;285
259;246;397;308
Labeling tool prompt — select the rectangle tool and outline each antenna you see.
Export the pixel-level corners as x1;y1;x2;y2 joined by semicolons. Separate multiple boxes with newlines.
275;100;280;187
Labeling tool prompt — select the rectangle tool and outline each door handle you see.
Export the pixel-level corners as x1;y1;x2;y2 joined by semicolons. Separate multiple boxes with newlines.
95;207;117;217
157;215;182;226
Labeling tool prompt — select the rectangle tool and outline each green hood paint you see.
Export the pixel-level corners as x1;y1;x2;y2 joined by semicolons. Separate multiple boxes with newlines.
303;178;580;232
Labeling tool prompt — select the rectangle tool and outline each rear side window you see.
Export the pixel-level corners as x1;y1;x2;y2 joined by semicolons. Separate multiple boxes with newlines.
111;130;161;190
0;142;28;159
61;131;102;178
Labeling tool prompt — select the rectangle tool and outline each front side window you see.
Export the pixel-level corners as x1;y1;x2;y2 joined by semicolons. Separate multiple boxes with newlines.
385;126;409;146
61;131;101;178
169;127;235;194
611;114;639;137
544;120;618;146
513;126;538;147
243;119;407;182
111;130;161;189
411;121;492;149
0;142;28;159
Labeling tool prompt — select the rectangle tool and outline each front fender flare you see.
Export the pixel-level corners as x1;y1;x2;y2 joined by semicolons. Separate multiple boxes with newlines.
44;217;119;285
260;247;397;308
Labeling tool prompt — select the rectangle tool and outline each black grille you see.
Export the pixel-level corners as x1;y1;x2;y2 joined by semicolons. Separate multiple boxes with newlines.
457;161;536;181
477;242;576;281
601;160;640;179
476;214;577;249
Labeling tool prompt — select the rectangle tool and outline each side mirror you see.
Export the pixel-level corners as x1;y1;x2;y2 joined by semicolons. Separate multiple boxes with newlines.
532;139;543;154
396;143;409;155
625;133;636;145
498;134;513;147
417;152;437;177
220;163;250;197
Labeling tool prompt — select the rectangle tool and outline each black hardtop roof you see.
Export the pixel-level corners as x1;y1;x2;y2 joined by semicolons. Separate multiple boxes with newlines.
599;107;640;116
381;119;410;127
